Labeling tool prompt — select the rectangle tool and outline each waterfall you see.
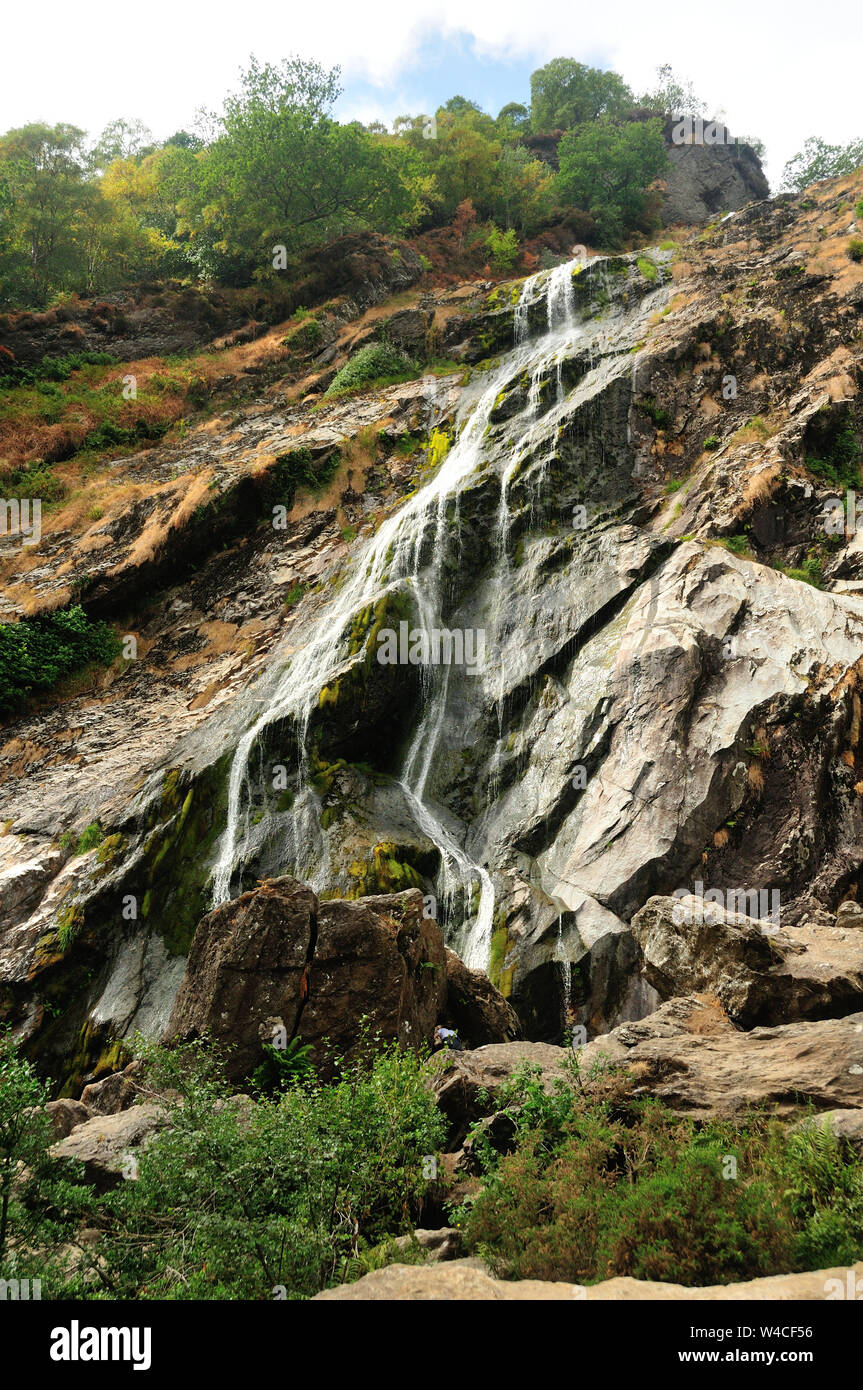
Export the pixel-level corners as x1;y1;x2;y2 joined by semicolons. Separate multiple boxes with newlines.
210;257;586;970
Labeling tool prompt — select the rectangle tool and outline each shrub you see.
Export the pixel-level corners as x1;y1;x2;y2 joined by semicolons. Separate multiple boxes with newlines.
56;1035;445;1299
486;227;520;273
458;1064;863;1287
848;238;863;263
704;434;720;450
324;342;419;398
805;412;861;488
0;605;122;715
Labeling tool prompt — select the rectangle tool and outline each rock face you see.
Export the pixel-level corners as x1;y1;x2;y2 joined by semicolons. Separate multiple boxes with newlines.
661;140;769;225
314;1257;863;1301
631;895;863;1027
5;176;863;1084
162;879;448;1080
580;1005;863;1116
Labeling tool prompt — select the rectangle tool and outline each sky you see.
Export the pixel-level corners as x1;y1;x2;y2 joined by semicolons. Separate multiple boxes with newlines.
3;0;861;187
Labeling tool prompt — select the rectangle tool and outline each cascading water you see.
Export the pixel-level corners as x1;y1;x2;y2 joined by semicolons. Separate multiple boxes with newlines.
211;256;586;970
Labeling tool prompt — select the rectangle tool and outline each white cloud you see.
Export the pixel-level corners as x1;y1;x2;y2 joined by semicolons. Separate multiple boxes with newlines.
4;0;861;185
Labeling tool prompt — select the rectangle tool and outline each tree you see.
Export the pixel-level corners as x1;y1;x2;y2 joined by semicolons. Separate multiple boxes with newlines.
181;56;422;281
88;118;154;173
530;58;633;132
781;136;863;193
0;123;90;303
556;117;667;246
497;102;530;131
640;64;708;117
490;145;554;233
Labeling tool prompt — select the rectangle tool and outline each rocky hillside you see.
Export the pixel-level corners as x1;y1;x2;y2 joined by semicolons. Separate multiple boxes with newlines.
2;167;863;1120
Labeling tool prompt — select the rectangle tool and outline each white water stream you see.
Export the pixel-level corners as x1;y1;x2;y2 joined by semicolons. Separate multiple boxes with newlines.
211;258;585;969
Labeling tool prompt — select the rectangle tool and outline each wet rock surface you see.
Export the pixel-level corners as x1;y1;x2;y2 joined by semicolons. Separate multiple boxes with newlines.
3;173;863;1087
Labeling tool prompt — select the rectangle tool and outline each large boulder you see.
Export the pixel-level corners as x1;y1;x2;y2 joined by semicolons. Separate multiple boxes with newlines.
298;890;447;1073
49;1103;167;1190
631;895;863;1027
43;1098;91;1140
163;879;447;1081
81;1060;144;1115
443;949;522;1046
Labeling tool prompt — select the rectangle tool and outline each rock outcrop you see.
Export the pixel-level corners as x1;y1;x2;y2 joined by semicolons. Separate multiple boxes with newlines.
162;879;447;1080
4;172;863;1093
661;139;769;225
314;1257;863;1301
631;895;863;1027
579;1005;863;1116
49;1103;167;1190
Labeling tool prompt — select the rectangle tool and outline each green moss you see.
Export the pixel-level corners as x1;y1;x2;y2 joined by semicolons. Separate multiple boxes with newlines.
58;1021;131;1098
488;925;514;998
56;901;85;952
345;841;425;898
426;428;451;471
636;256;659;282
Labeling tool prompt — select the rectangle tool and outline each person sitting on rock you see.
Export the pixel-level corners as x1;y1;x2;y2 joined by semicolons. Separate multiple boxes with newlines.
433;1025;463;1053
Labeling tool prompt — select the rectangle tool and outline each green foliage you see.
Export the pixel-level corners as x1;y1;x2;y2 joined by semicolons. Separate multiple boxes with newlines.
458;1066;863;1286
252;1038;315;1093
781;135;863;193
56;901;85;951
723;534;750;554
704;434;721;450
556;118;667;246
636;255;658;282
0;350;117;391
848;238;863;263
0;604;121;715
639;63;708;118
183;57;421;280
805;415;861;489
76;821;104;853
324;342;419;398
264;447;340;509
284;582;307;607
42;1035;445;1299
530;58;633;132
636;395;671;429
485;226;520;272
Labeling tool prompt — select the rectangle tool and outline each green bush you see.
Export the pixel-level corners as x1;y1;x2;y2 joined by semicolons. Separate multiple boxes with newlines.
848;238;863;263
2;462;67;504
38;1034;445;1299
805;416;861;488
486;227;520;273
704;434;720;451
457;1064;863;1287
0;350;116;392
324;342;419;398
263;447;340;510
0;605;122;715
